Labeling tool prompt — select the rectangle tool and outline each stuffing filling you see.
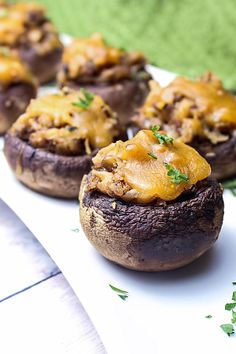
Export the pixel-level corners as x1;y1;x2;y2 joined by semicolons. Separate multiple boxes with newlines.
133;72;236;145
11;88;119;156
88;129;211;203
58;33;150;85
0;3;62;55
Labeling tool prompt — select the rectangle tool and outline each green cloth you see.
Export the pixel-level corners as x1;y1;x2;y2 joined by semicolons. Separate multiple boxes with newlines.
25;0;236;88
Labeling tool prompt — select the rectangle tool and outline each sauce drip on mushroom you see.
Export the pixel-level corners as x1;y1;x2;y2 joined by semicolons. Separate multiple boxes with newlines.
11;89;119;156
88;129;211;203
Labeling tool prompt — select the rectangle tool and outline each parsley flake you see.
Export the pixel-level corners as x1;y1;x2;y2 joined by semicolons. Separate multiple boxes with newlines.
205;315;212;319
232;291;236;301
72;88;95;110
109;284;129;301
233;282;236;285
231;310;236;324
71;228;80;233
164;162;189;184
225;303;236;311
220;323;235;337
151;125;174;145
0;8;8;18
148;152;157;159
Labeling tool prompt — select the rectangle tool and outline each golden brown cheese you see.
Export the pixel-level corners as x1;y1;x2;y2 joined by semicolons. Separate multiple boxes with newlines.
11;90;119;155
0;51;36;85
62;33;145;79
138;74;236;144
89;130;211;203
0;3;45;45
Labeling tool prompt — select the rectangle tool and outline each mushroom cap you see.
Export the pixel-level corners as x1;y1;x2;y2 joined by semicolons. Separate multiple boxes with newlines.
191;132;236;180
0;82;37;135
79;175;224;271
4;132;93;198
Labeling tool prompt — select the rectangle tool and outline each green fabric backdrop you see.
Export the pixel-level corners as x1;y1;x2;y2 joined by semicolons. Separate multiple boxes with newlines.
24;0;236;88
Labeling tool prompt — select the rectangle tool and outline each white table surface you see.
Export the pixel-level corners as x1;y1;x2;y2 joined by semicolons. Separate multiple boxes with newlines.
0;198;106;354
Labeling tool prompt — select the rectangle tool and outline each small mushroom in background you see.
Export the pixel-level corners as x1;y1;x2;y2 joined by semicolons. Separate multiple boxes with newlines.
0;48;37;135
79;128;224;272
57;33;151;128
0;2;63;84
132;73;236;180
4;88;122;198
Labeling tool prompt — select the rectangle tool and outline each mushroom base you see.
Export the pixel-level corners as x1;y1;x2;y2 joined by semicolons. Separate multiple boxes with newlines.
79;176;224;271
18;46;62;84
63;78;149;127
191;132;236;180
4;133;93;198
0;83;37;135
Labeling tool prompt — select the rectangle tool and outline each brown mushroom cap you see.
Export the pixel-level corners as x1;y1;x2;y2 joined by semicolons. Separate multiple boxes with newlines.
18;45;62;85
79;175;224;271
4;132;93;198
191;133;236;180
0;82;37;135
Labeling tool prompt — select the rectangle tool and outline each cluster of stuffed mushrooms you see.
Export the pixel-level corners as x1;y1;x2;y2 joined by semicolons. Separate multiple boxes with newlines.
2;1;230;272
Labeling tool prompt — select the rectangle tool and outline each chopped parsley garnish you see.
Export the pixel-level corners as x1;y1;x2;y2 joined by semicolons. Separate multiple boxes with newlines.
71;228;80;233
231;310;236;324
164;162;189;184
0;8;8;18
148;152;157;159
220;323;235;337
232;291;236;301
109;284;129;301
205;315;212;319
72;88;95;110
225;303;236;311
151;125;174;145
67;126;77;132
0;46;10;57
233;281;236;285
223;179;236;197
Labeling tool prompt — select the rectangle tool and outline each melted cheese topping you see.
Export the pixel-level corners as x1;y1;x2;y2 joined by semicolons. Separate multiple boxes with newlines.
0;3;45;45
62;33;145;79
0;51;35;85
90;130;211;203
146;75;236;125
11;90;119;155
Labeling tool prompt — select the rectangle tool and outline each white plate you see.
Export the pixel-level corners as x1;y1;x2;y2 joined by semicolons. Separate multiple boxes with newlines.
1;60;236;354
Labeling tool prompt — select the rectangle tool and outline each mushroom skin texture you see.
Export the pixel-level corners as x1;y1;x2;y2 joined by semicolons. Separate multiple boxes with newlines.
4;133;94;198
132;73;236;180
0;82;37;135
190;133;236;180
0;50;37;135
79;176;224;271
58;34;151;127
0;3;63;84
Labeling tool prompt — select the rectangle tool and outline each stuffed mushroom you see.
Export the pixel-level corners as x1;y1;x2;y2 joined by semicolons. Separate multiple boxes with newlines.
80;129;224;271
0;48;37;134
0;2;63;84
58;33;151;127
4;88;120;198
132;72;236;180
